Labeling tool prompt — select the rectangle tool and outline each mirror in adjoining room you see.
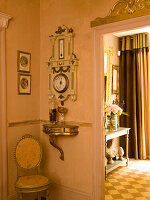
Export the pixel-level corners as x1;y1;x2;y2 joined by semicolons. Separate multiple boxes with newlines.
104;37;120;106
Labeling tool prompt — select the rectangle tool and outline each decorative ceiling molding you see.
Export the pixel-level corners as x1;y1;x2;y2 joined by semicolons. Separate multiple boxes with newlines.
91;0;150;27
0;12;11;28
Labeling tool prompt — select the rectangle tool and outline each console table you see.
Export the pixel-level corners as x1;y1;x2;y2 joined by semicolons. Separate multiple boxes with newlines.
105;127;130;178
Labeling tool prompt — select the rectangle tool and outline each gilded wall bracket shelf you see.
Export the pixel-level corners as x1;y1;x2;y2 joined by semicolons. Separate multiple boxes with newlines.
91;0;150;27
43;123;79;160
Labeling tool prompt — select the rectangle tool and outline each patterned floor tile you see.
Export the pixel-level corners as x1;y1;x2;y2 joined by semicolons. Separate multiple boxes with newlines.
105;194;113;200
108;190;120;195
114;185;125;190
121;193;134;198
105;160;150;200
126;188;139;193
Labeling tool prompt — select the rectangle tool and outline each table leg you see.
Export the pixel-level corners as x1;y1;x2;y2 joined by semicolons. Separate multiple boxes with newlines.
105;136;107;180
126;131;129;166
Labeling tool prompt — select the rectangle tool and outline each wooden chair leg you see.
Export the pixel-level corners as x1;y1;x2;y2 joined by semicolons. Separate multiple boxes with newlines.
46;189;49;200
38;192;40;200
17;193;23;200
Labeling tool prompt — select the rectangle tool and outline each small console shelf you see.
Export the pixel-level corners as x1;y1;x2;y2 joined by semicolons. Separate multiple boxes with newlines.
43;122;79;160
105;127;130;178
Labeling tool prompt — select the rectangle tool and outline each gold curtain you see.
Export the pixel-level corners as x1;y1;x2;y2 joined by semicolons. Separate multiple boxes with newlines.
120;33;150;159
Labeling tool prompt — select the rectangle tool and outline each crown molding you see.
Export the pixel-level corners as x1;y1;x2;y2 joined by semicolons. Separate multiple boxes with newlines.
0;12;12;28
91;0;150;27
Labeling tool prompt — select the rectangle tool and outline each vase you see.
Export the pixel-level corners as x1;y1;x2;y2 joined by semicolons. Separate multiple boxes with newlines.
49;97;57;123
106;114;117;131
58;106;68;123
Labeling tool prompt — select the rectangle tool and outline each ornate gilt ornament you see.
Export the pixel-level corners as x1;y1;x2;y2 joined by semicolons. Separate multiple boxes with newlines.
48;25;79;105
91;0;150;27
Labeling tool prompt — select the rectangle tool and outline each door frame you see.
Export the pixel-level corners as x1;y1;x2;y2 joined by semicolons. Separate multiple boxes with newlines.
92;14;150;200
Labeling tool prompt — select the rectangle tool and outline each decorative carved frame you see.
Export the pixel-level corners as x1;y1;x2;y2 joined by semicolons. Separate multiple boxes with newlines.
91;0;150;27
0;12;11;200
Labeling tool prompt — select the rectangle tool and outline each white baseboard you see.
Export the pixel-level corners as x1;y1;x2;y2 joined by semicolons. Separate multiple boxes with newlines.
8;193;17;200
7;185;92;200
49;183;93;200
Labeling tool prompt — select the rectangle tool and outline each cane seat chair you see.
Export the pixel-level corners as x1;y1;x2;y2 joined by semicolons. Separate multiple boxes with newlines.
14;134;50;200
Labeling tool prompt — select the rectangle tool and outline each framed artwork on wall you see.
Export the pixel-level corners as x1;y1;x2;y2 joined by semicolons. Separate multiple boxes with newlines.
17;51;31;73
18;73;31;95
112;65;119;94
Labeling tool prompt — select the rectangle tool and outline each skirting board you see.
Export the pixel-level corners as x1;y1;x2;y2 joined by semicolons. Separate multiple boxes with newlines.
49;183;93;200
7;185;92;200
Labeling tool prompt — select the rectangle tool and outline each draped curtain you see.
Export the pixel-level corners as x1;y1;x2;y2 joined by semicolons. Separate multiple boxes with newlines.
120;33;150;159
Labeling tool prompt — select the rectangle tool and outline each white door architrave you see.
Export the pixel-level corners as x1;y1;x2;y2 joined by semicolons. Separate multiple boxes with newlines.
92;14;150;200
0;12;11;200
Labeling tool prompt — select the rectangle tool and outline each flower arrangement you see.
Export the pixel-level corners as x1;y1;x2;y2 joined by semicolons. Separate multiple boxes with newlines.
105;104;127;131
105;104;123;116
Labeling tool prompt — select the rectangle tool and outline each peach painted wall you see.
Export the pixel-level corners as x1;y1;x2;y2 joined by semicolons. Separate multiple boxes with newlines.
0;0;40;199
0;0;120;199
40;0;117;199
0;65;2;199
104;34;119;149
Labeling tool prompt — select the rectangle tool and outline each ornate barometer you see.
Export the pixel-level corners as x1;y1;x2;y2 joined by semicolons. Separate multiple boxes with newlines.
48;25;79;105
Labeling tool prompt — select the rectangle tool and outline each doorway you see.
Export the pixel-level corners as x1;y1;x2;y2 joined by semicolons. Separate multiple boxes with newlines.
104;26;150;199
92;14;150;200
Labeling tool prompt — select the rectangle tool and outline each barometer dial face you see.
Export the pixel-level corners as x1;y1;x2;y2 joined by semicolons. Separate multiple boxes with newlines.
53;73;69;93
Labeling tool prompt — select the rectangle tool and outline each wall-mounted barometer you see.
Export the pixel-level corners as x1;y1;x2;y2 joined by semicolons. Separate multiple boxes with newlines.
48;25;79;105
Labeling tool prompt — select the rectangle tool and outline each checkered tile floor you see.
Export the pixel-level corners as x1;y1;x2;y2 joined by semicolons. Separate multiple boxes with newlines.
105;160;150;200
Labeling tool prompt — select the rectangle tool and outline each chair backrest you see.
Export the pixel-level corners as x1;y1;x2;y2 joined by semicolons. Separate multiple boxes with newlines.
15;134;42;170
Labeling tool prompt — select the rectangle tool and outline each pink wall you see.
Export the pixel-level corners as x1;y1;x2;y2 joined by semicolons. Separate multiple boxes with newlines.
40;0;117;199
6;0;40;121
0;0;40;199
0;0;120;199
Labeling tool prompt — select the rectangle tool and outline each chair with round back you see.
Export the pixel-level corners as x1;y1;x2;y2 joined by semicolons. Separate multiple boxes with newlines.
14;134;49;200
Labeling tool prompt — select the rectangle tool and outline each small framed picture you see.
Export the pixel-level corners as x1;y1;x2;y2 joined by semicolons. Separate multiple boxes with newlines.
18;73;31;95
112;65;119;94
17;51;31;73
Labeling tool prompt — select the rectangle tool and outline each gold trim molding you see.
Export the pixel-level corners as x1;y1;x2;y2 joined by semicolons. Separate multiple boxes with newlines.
91;0;150;27
8;119;92;127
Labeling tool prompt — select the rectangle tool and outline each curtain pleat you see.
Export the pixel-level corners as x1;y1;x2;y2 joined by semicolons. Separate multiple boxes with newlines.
120;33;150;159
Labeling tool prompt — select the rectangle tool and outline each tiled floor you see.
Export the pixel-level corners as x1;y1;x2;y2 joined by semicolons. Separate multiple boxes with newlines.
105;160;150;200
